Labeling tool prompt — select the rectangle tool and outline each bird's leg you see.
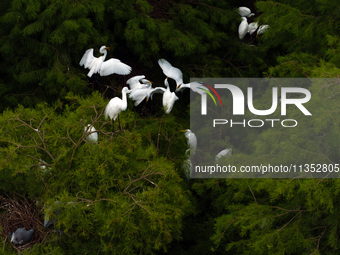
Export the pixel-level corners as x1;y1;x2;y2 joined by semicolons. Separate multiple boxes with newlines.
118;115;123;131
112;119;115;133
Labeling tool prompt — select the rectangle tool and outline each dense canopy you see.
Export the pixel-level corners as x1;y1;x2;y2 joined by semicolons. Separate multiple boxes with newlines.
0;0;339;254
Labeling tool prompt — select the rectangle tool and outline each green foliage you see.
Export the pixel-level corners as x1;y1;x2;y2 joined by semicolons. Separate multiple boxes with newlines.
0;92;192;254
0;0;339;254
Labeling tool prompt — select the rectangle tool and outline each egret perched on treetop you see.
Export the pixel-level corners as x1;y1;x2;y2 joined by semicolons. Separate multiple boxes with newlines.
248;22;259;35
104;87;131;130
257;25;269;37
180;129;197;156
238;17;248;40
79;46;132;77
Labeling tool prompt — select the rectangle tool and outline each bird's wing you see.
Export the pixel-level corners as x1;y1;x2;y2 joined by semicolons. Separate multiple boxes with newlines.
149;87;166;99
164;92;179;114
238;7;250;17
100;58;132;76
149;87;166;95
238;19;248;39
129;88;149;106
189;82;205;93
158;59;183;85
127;75;145;90
79;48;95;68
248;22;258;35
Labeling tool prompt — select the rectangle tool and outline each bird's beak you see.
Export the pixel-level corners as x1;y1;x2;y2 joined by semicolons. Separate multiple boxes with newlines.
176;84;182;90
105;47;110;50
180;130;186;132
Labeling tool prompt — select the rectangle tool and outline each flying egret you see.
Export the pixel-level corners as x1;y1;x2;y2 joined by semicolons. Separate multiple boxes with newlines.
127;75;152;91
158;59;184;87
127;75;154;106
238;17;248;40
248;22;259;35
9;228;34;245
162;78;179;114
79;46;132;77
104;87;131;130
84;124;98;143
158;59;205;94
238;7;255;17
215;148;232;163
180;129;197;156
129;83;153;106
257;25;269;37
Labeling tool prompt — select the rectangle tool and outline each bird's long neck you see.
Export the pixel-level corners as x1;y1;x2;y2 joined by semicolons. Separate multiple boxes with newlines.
102;50;107;61
122;90;128;107
165;78;170;91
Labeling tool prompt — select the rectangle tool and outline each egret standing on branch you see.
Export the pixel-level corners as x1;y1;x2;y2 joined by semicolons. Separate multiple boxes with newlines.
79;46;132;77
238;17;248;40
104;87;131;131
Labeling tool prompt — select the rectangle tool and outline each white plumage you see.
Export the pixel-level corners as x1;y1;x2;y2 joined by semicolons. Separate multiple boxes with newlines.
238;7;255;18
104;87;131;121
181;129;197;156
238;17;248;40
158;59;184;87
215;148;232;163
79;46;131;77
84;124;98;143
162;78;179;114
248;22;259;35
127;75;153;106
257;25;269;36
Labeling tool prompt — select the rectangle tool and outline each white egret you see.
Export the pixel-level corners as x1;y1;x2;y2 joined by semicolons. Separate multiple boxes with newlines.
215;148;232;163
158;59;184;87
238;17;248;40
238;7;255;18
158;59;205;94
79;46;132;77
84;124;98;143
127;75;154;106
257;25;269;37
104;87;131;130
126;75;152;91
129;83;153;106
180;129;197;156
162;78;179;114
248;22;259;35
9;228;34;245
